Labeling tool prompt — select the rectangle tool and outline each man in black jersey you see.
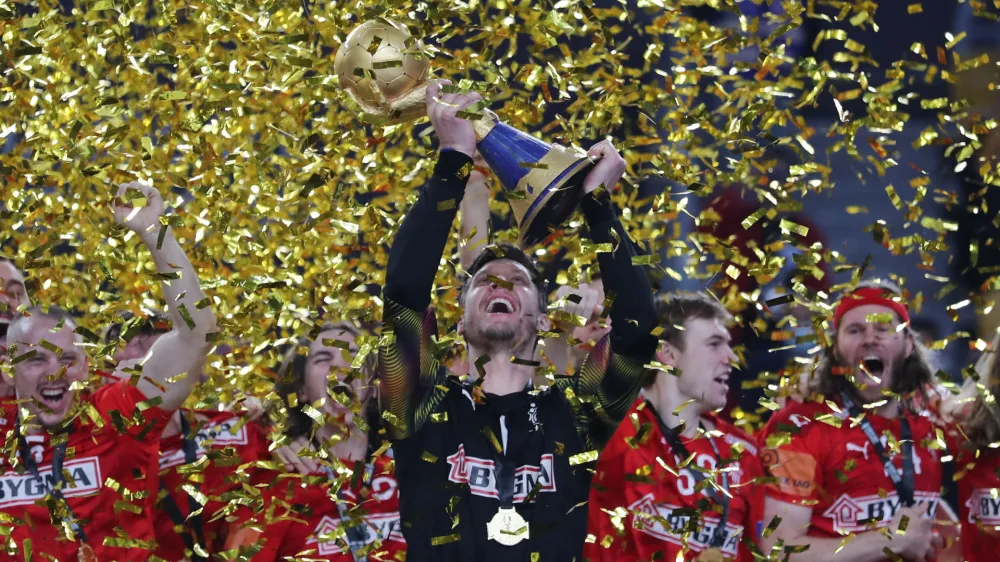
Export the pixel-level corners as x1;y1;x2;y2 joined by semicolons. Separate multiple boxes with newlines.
378;81;658;561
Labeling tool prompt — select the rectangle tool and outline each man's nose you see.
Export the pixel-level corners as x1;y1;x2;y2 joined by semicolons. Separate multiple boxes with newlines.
862;326;879;343
726;346;738;364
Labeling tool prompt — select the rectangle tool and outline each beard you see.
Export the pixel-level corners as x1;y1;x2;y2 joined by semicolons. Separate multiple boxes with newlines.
837;347;909;403
464;316;534;356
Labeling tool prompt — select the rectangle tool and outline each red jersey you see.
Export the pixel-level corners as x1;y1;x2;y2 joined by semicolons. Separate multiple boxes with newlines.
761;400;943;541
937;427;1000;561
255;454;405;562
585;401;764;562
153;410;271;561
0;381;171;561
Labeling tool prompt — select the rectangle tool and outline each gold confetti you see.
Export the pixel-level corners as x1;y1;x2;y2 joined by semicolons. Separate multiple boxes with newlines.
431;534;461;546
0;0;995;552
569;451;599;465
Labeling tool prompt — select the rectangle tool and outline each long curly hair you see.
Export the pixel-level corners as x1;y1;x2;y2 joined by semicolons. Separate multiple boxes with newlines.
965;349;1000;449
816;280;937;409
273;321;380;444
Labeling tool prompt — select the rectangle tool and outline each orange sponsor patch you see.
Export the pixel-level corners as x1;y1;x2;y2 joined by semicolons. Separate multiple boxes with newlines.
763;448;817;498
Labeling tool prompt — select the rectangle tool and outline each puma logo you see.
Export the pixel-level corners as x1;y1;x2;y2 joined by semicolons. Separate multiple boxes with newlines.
846;442;870;461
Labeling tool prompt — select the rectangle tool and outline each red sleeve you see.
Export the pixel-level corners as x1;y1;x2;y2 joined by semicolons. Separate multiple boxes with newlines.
760;403;825;507
587;433;633;562
91;380;172;437
742;440;766;551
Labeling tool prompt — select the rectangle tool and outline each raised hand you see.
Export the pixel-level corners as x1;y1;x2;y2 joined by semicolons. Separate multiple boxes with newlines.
582;139;626;195
274;435;320;475
426;80;482;158
551;283;603;329
113;181;165;240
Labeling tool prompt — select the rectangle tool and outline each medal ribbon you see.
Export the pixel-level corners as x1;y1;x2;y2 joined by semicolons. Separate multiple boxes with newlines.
159;414;208;561
328;459;378;562
15;421;89;544
645;401;731;549
839;392;915;506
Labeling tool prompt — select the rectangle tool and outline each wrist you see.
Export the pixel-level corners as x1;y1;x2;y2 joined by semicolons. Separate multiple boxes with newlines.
441;145;476;159
138;226;172;248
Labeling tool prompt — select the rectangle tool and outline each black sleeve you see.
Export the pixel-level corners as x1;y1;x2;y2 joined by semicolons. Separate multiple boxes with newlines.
556;188;659;451
379;150;471;442
580;189;658;359
383;150;473;311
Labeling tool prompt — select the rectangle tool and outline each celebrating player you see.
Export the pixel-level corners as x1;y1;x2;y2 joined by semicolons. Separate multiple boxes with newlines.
378;81;658;561
236;321;404;561
760;280;944;561
0;181;218;560
0;258;31;399
586;292;764;561
102;313;271;560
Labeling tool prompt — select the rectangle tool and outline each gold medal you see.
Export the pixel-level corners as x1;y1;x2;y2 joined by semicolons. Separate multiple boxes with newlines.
77;544;97;562
486;506;530;546
694;547;729;562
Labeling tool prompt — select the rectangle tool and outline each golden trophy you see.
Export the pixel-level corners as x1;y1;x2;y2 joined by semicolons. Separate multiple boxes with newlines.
334;18;594;247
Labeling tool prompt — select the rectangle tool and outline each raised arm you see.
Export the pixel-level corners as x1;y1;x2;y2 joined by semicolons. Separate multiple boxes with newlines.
458;153;491;271
113;181;218;411
380;82;481;441
558;140;658;449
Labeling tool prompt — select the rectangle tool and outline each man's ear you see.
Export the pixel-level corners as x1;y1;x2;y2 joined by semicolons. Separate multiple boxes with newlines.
536;313;551;333
457;316;465;336
656;341;678;368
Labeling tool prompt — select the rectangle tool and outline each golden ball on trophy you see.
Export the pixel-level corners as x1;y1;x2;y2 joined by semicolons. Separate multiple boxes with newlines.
334;18;430;123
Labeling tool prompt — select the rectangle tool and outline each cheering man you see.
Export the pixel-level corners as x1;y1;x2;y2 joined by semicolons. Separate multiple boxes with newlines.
760;280;944;561
378;81;658;561
0;181;217;560
586;293;764;561
104;314;270;561
0;258;31;399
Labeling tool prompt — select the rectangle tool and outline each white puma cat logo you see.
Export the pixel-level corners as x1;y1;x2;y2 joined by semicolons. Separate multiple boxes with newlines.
846;442;871;461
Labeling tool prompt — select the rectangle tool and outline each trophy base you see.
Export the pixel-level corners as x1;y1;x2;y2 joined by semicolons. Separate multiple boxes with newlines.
517;158;594;247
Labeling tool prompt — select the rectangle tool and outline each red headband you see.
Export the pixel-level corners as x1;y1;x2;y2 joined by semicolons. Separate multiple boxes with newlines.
833;287;910;329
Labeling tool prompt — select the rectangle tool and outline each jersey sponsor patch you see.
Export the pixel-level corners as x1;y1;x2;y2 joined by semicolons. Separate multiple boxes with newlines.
0;457;103;508
446;445;557;502
307;512;405;556
822;491;941;533
159;418;249;469
965;488;1000;525
628;493;744;557
723;434;758;457
762;448;816;498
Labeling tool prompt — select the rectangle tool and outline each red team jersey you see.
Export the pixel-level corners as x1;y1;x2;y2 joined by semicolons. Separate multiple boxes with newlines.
0;381;171;561
153;410;270;561
585;401;764;562
942;430;1000;562
761;400;942;545
256;454;405;562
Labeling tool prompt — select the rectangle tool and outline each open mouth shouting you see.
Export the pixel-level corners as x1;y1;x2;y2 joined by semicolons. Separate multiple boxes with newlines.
36;383;72;413
484;292;519;318
859;355;885;380
713;372;730;388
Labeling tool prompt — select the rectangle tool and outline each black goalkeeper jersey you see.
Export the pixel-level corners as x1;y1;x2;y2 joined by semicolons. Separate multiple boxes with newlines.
379;150;658;561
